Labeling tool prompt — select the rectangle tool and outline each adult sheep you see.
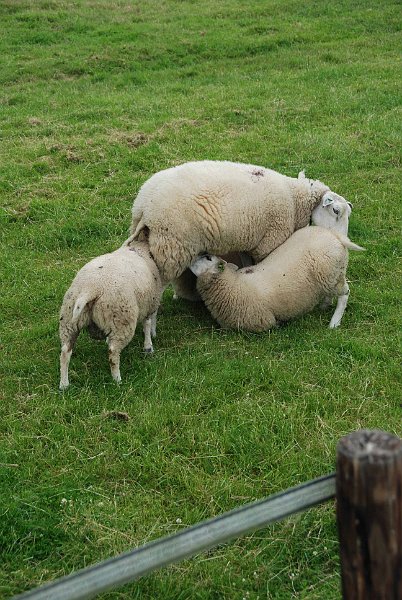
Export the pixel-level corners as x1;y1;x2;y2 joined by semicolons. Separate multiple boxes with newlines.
131;161;346;284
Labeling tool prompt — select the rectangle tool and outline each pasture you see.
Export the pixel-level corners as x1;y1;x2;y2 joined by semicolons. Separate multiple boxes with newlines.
0;0;400;598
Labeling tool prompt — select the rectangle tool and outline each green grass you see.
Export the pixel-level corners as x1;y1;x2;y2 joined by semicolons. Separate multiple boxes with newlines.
0;0;401;598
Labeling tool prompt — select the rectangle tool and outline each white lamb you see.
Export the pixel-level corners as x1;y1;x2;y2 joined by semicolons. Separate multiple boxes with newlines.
190;208;364;332
131;161;351;286
59;236;163;390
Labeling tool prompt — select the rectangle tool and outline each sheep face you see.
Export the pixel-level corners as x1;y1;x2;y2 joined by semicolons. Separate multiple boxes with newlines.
311;192;352;236
190;254;223;277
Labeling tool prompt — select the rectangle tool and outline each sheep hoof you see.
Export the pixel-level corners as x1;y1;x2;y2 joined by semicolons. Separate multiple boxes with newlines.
59;383;69;392
144;347;154;355
329;321;341;329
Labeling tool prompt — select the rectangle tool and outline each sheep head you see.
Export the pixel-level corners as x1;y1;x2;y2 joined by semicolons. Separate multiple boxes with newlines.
311;191;353;236
190;254;225;277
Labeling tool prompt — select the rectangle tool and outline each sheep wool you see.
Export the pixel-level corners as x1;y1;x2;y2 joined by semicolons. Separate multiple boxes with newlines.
59;239;163;389
131;161;330;282
192;227;364;332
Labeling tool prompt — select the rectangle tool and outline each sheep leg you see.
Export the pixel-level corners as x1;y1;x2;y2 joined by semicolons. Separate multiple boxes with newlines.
107;329;135;384
108;343;122;383
329;284;350;329
59;331;78;391
151;231;191;282
150;311;157;338
143;317;154;353
172;270;201;302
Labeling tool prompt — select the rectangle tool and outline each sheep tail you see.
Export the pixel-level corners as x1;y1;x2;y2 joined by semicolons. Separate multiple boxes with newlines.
72;293;93;325
334;232;365;252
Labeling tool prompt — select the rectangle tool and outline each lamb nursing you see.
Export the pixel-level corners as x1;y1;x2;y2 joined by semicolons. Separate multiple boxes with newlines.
190;198;363;332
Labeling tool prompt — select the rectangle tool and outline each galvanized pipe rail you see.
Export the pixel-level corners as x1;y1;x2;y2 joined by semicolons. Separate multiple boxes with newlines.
14;474;335;600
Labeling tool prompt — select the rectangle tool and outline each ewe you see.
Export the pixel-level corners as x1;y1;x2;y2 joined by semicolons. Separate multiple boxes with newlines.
59;237;163;389
130;161;351;285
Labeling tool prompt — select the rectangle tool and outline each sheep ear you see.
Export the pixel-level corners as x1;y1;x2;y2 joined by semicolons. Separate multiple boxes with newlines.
226;263;239;272
322;194;334;207
298;170;306;179
347;201;353;209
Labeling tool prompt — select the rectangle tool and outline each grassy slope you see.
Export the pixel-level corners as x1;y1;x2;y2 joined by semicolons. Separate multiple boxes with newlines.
0;0;401;598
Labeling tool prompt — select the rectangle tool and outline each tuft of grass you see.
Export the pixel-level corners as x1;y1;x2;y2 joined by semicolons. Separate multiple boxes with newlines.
0;0;401;598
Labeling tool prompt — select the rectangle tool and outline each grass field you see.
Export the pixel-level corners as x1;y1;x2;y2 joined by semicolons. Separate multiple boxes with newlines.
0;0;401;598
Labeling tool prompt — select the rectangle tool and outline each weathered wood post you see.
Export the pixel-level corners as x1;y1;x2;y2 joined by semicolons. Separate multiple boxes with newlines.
336;429;402;600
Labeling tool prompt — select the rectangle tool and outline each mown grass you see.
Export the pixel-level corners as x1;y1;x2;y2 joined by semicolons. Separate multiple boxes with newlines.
0;0;401;598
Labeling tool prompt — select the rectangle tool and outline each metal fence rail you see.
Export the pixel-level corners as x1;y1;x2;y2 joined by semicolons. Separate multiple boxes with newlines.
14;473;335;600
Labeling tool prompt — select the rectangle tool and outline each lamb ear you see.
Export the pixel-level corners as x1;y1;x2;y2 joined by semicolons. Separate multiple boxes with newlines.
298;170;306;179
322;194;334;207
347;201;353;209
226;263;239;272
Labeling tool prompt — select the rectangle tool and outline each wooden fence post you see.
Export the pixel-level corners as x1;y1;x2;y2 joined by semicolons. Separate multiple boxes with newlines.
336;429;402;600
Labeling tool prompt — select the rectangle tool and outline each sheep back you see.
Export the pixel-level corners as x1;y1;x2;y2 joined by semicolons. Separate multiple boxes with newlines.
60;242;162;336
132;161;328;281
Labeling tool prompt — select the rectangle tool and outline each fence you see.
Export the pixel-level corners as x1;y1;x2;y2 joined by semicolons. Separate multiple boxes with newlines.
13;429;402;600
